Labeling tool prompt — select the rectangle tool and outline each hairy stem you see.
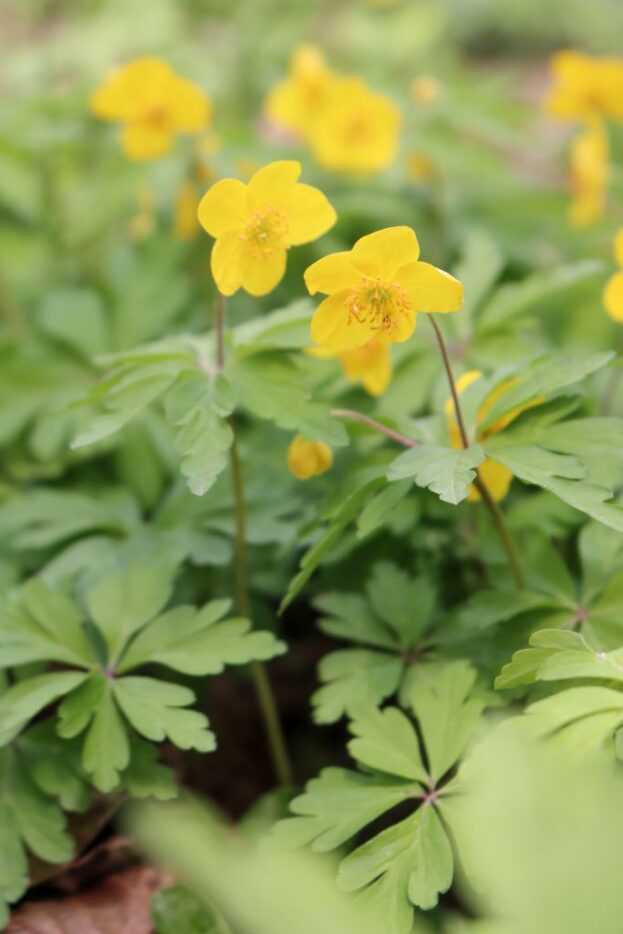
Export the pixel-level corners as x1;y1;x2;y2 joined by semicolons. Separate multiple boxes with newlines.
214;292;293;786
427;315;526;589
331;408;418;448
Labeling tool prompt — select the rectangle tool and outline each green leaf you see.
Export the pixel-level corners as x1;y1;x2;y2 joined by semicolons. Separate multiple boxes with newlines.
118;599;285;675
387;443;485;505
367;562;436;649
0;671;87;746
348;707;428;782
163;373;234;496
123;741;177;801
38;288;109;360
408;661;482;781
19;721;90;812
355;480;412;539
339;805;453;922
82;683;131;792
280;477;384;612
227;354;347;447
312;649;404;724
478;260;605;328
232;299;313;353
525;686;623;757
0;747;74;920
114;676;215;753
496;629;623;690
479;351;613;431
86;561;174;663
152;884;232;934
274;767;419;852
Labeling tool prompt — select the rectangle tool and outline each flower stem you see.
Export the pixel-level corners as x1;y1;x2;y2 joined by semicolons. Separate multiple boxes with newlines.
331;408;418;448
427;314;526;590
228;425;294;787
214;291;293;787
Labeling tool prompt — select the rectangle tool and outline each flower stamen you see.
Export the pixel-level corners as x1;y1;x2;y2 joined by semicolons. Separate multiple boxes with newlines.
346;276;411;336
239;206;290;258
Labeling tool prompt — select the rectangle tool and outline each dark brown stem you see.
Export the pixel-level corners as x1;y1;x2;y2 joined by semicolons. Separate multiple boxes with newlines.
331;409;418;448
427;314;526;590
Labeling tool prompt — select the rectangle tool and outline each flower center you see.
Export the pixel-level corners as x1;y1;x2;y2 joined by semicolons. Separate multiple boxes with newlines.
239;207;290;258
346;276;411;335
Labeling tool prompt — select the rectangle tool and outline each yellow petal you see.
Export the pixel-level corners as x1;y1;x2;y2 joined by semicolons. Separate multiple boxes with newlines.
341;340;392;396
198;179;248;238
396;261;464;313
169;76;211;132
388;310;417;344
604;271;623;323
287;436;333;480
239;249;287;296
247;161;301;209
304;252;359;296
211;232;243;296
469;458;513;503
351;226;420;278
279;183;336;245
121;122;172;161
310;291;372;352
614;229;623;267
91;58;174;122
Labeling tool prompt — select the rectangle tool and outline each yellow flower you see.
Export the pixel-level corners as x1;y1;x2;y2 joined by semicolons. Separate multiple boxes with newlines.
197;160;336;297
546;50;623;123
305;226;463;353
308;339;392;396
287;436;333;480
410;76;441;106
174;181;200;241
307;77;401;175
446;371;543;503
264;45;334;138
90;57;211;161
568;120;609;228
603;228;623;323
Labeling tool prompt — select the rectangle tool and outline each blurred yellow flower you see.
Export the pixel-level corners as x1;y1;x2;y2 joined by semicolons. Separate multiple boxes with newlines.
407;151;438;182
546;50;623;123
308;339;392;396
264;45;334;137
410;76;441;106
307;77;401;174
603;229;623;323
198;160;336;297
91;57;211;161
446;371;543;502
305;226;462;353
174;181;200;241
287;436;333;479
568;120;609;228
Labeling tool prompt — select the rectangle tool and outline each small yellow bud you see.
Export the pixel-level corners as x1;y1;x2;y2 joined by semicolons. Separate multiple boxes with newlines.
173;181;200;241
407;151;437;182
287;435;333;480
410;76;441;106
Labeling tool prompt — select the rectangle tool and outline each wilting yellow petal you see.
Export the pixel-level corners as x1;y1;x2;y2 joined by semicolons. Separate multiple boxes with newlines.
604;271;623;323
247;160;301;208
287;435;333;479
351;226;420;278
121;122;172;161
211;231;243;296
304;252;359;296
310;291;371;352
239;249;287;296
396;261;464;313
340;340;392;396
468;458;513;503
197;179;248;238
279;183;336;245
